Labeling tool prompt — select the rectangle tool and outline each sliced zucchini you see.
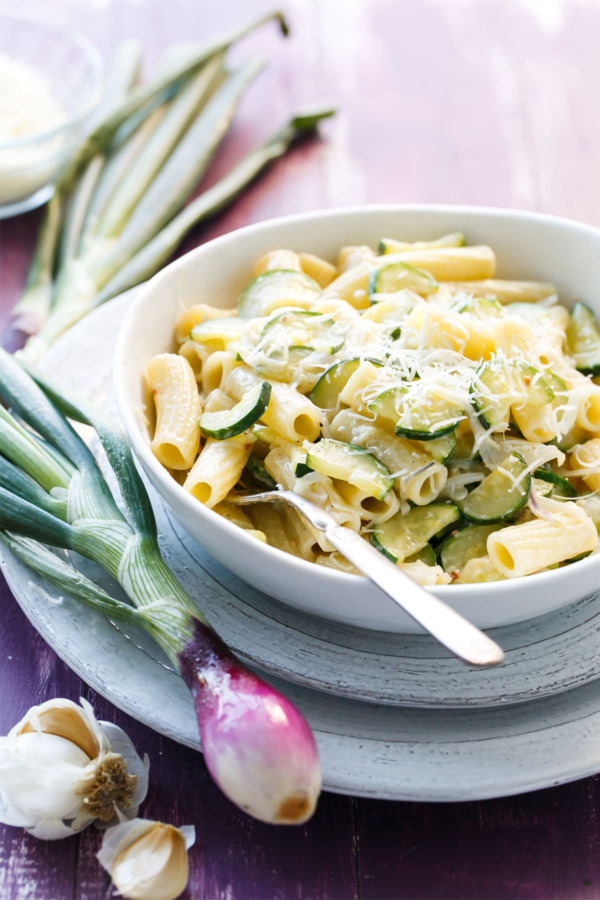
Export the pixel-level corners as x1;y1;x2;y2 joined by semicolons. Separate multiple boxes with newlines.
368;385;463;441
199;381;271;439
566;301;600;375
309;358;383;409
404;543;437;566
191;316;243;347
471;359;553;430
305;438;393;500
258;310;345;356
457;452;530;524
439;524;505;574
244;454;277;490
371;503;461;563
368;261;438;300
449;421;477;461
417;431;457;464
378;232;465;255
534;468;578;497
237;269;322;320
453;295;502;316
532;477;553;498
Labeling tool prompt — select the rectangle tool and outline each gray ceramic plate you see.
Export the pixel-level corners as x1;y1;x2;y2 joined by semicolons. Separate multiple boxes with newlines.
3;293;600;801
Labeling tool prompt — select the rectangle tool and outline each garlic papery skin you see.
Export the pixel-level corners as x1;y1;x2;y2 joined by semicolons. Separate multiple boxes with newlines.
0;698;148;840
97;818;195;900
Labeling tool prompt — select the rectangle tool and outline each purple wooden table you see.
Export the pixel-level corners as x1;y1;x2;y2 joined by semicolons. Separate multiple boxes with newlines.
2;1;600;897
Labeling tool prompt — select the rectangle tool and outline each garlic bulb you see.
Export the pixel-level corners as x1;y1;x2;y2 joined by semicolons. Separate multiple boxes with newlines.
0;698;149;839
97;817;195;900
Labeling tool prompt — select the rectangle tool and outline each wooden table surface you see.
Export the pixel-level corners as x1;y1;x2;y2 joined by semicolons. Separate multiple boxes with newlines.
2;0;600;897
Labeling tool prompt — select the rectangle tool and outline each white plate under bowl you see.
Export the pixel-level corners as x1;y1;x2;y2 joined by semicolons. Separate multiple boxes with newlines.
5;295;600;802
114;204;600;634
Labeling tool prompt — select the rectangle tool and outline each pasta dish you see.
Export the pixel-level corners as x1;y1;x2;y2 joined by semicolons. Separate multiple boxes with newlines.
145;233;600;585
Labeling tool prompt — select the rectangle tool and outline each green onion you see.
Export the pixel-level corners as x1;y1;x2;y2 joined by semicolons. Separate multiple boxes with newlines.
11;10;288;342
11;40;143;334
0;349;321;825
96;107;335;303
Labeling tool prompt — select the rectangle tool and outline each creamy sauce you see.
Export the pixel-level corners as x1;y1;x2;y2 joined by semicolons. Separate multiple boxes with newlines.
0;53;69;205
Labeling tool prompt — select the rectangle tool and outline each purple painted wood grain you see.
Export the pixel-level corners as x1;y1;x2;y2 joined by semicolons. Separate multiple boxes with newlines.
4;0;600;897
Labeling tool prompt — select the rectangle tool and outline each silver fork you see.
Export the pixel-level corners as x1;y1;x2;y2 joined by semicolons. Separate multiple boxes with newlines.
229;489;505;667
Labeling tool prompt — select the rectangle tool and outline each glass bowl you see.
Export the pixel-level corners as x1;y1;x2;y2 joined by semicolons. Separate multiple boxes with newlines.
0;12;104;218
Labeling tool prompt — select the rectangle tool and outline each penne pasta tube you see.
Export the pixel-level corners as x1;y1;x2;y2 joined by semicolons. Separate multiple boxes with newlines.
575;382;600;435
444;280;557;304
380;245;496;281
330;410;447;505
247;503;317;561
183;433;254;507
225;366;323;442
487;498;597;577
568;439;600;491
201;349;242;394
147;353;201;469
322;262;371;308
175;303;237;343
298;252;338;287
178;339;212;381
212;501;267;542
254;248;302;275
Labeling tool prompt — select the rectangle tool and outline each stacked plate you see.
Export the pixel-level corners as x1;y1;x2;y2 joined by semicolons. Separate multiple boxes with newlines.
5;292;600;801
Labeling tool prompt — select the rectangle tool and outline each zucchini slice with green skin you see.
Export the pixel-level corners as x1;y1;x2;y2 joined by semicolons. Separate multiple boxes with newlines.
199;382;271;439
454;295;502;316
417;432;457;464
305;438;393;500
237;269;322;320
309;358;383;408
368;261;438;301
405;543;437;566
258;310;345;356
378;232;465;255
244;454;277;490
471;360;553;430
371;503;461;563
534;468;578;497
191;316;243;346
565;301;600;375
368;386;463;441
439;524;504;574
457;452;530;524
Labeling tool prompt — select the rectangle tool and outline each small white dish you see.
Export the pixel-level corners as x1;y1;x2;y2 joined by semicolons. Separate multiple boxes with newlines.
0;12;103;217
114;204;600;634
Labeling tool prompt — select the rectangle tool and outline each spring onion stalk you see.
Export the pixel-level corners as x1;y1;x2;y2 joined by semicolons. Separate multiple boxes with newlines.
11;41;143;335
11;10;288;340
96;54;226;240
91;56;266;286
0;350;321;824
78;103;169;253
53;10;288;198
76;41;210;252
22;58;266;360
96;107;335;304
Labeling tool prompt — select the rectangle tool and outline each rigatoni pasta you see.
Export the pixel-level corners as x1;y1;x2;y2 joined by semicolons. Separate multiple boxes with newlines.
145;234;600;584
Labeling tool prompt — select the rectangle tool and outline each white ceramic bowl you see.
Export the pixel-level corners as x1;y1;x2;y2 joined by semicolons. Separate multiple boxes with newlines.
114;204;600;634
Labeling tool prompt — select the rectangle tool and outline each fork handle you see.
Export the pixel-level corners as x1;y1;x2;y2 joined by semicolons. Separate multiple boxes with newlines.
323;523;504;667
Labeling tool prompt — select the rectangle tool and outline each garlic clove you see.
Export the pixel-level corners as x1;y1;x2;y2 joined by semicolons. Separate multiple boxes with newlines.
17;698;102;760
98;818;195;900
0;698;148;840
